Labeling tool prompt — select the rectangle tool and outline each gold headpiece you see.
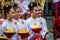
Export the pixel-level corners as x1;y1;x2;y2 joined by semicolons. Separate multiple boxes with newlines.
11;3;14;5
30;3;33;6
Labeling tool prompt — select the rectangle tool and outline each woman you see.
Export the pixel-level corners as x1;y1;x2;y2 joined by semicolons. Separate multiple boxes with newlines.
26;2;42;40
2;5;16;40
13;4;28;40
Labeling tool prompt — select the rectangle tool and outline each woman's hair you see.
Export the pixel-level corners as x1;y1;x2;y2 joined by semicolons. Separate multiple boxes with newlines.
5;6;12;13
13;3;19;11
14;3;22;11
3;5;14;14
28;2;37;11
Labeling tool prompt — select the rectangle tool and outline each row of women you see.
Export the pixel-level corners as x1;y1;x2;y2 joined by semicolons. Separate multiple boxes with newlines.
0;2;49;40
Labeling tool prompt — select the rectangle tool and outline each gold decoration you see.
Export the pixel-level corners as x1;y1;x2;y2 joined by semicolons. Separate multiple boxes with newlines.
46;30;49;33
22;20;24;24
34;25;40;28
30;3;33;6
6;5;8;7
6;3;8;7
4;30;15;33
0;36;8;39
11;3;14;6
13;28;16;32
18;30;29;33
34;22;37;25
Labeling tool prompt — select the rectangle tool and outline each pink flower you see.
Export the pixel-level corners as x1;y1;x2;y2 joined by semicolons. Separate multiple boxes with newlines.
0;18;5;25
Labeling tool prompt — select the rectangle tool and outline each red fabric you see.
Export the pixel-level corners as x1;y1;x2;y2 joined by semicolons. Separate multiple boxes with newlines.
43;37;46;40
55;2;59;18
53;18;60;35
34;35;42;40
53;2;60;35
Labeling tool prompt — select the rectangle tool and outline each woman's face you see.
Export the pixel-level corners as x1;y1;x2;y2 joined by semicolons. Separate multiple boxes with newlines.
32;6;38;18
15;8;21;19
37;6;42;17
7;8;15;19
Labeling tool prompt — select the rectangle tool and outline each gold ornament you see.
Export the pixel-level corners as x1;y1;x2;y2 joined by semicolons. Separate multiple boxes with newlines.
13;28;16;32
34;22;37;25
30;3;33;6
22;20;24;24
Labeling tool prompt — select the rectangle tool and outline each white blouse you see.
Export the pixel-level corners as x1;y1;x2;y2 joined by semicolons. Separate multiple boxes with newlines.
26;17;42;40
39;17;48;38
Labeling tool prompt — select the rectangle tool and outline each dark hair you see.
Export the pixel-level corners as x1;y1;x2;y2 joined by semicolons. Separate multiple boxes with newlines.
0;9;2;14
3;5;14;14
13;3;20;11
6;6;12;13
28;2;37;11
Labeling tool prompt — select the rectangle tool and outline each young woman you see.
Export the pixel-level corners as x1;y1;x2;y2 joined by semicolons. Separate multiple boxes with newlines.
2;5;16;40
26;2;42;40
13;4;29;40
